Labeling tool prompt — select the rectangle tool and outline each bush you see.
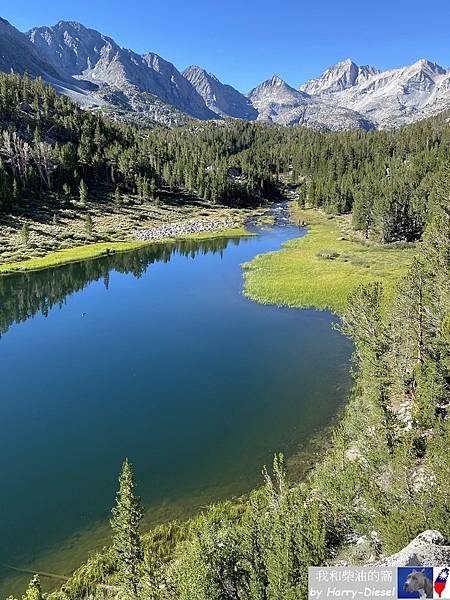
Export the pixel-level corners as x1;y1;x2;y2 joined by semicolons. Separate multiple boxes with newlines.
316;250;339;260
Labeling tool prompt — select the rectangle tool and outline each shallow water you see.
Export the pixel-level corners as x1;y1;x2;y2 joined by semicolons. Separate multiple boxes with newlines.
0;204;352;591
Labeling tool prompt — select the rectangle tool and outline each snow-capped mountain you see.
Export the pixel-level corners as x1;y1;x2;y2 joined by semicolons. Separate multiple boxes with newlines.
183;65;257;120
300;59;379;95
27;21;216;123
0;14;449;130
247;75;374;130
301;58;450;127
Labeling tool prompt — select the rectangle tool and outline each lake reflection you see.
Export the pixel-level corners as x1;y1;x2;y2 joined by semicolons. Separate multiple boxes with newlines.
0;206;352;591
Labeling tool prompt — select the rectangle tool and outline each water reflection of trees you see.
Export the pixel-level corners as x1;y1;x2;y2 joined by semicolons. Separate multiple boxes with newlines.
0;236;243;336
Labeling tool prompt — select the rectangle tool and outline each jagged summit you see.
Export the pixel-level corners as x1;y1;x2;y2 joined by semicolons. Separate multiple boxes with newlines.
27;21;216;122
300;56;450;127
266;75;287;86
248;75;373;131
183;64;257;119
248;75;307;99
184;65;220;83
0;14;448;130
411;58;446;73
300;59;379;95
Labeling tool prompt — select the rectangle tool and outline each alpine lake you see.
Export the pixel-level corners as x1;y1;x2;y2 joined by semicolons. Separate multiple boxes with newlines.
0;203;352;593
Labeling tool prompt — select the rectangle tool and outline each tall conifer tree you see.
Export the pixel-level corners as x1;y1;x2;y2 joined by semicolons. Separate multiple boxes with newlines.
110;459;144;596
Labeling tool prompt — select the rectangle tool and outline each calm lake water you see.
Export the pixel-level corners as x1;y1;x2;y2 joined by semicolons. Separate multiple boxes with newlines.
0;204;352;591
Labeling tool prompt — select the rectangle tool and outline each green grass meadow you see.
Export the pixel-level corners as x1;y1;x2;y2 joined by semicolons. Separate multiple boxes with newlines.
243;207;415;314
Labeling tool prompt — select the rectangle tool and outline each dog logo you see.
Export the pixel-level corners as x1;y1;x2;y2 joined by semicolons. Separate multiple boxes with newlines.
398;567;434;599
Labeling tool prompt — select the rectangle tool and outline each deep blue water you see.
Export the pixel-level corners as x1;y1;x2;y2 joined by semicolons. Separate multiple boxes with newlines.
0;204;352;589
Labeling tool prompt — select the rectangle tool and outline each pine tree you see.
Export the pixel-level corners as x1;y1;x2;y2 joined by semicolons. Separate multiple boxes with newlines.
79;179;88;205
21;223;30;246
114;186;122;211
110;459;144;596
84;213;93;234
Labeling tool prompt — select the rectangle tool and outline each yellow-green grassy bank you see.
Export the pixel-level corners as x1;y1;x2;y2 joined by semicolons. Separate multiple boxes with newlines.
0;227;253;276
243;207;415;314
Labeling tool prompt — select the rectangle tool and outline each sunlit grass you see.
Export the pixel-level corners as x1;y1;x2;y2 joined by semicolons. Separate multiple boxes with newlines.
242;207;415;314
0;227;253;275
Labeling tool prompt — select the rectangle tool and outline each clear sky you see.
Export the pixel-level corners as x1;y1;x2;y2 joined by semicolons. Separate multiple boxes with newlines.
3;0;449;92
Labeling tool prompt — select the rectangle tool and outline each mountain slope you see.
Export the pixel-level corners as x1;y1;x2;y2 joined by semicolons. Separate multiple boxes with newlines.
300;58;379;95
183;65;257;120
248;75;374;130
301;58;450;127
0;17;62;80
27;21;216;122
1;14;449;130
0;17;100;102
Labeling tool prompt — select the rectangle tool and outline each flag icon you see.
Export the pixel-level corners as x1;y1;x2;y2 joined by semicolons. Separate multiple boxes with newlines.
434;568;449;599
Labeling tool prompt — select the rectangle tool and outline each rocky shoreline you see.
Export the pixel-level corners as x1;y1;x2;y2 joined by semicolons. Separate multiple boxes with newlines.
134;218;241;241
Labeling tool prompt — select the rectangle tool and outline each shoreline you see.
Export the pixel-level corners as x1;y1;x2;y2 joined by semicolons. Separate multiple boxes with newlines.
0;200;329;596
0;224;254;276
242;205;416;314
2;202;417;597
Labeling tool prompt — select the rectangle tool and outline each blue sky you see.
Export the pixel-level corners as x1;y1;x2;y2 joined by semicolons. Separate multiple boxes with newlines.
3;0;450;92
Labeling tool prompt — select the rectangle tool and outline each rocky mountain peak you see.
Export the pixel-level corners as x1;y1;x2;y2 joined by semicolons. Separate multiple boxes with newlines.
1;14;449;131
0;16;66;81
410;58;446;75
183;64;257;119
26;21;216;121
266;75;287;87
249;75;304;98
299;56;450;128
300;59;379;95
27;21;119;75
184;65;207;77
55;20;87;30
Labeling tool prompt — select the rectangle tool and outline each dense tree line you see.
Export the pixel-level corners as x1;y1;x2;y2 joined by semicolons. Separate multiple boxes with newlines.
0;73;272;211
228;115;450;242
1;72;449;245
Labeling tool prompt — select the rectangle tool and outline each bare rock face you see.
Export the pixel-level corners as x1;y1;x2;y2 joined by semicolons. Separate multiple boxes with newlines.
374;531;450;567
0;17;60;80
300;58;450;128
247;75;374;131
183;65;257;120
300;59;379;95
27;21;217;122
0;18;96;94
1;14;449;130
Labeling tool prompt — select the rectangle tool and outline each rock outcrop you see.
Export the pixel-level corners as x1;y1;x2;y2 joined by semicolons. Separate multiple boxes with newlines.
374;531;450;566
